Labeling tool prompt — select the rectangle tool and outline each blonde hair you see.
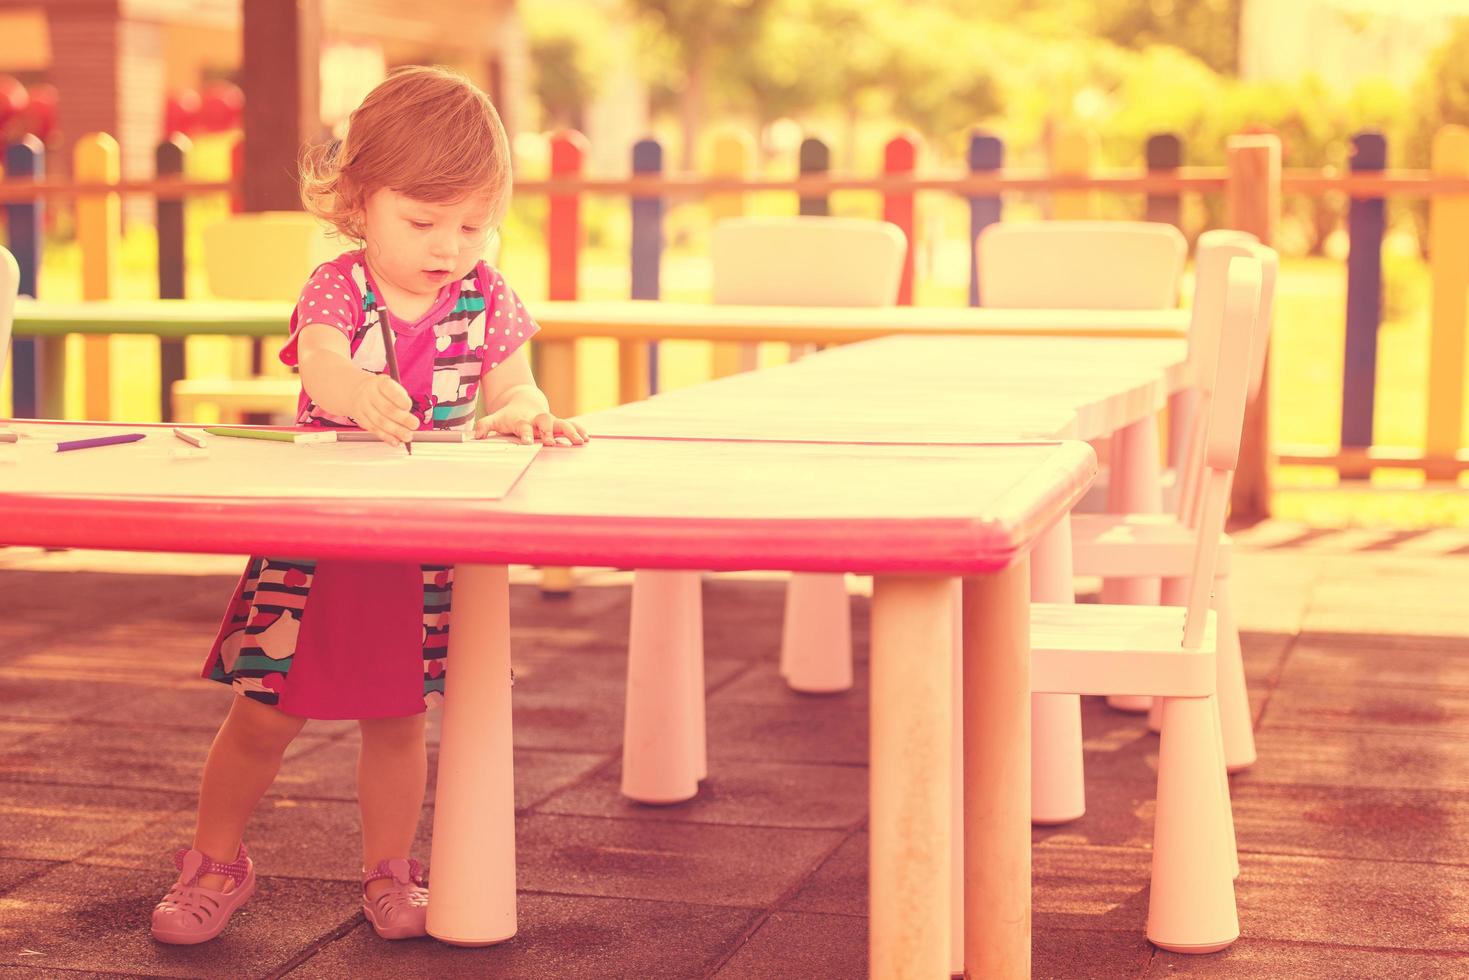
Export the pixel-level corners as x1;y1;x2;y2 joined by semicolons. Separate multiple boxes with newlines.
300;65;512;242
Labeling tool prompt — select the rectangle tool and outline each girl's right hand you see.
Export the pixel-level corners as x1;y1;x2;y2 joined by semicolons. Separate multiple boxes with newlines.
349;373;419;446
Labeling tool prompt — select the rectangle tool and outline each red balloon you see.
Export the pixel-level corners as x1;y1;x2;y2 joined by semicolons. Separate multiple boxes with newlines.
22;82;57;141
0;75;28;128
199;81;244;132
165;88;201;137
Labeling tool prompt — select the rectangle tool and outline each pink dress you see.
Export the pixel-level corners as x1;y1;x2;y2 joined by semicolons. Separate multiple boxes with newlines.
199;251;538;719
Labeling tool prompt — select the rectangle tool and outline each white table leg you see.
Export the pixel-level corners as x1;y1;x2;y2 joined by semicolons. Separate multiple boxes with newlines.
871;575;953;979
950;580;964;977
1104;415;1163;713
427;563;517;946
622;569;703;803
1029;516;1085;826
780;572;853;692
1166;388;1198;476
963;559;1031;980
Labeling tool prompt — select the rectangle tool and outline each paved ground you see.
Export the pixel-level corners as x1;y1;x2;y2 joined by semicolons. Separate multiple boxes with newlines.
1;521;1467;978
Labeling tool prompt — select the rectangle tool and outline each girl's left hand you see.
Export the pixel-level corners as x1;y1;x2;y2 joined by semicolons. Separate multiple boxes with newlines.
475;406;589;446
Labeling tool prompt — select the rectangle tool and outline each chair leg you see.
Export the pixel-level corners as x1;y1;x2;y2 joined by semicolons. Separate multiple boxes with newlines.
1029;516;1085;824
1214;574;1257;772
621;569;703;804
779;573;853;693
1148;695;1239;954
1211;695;1240;880
1148;577;1191;734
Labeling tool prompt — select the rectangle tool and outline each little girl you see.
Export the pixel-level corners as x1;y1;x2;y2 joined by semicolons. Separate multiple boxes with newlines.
150;66;588;945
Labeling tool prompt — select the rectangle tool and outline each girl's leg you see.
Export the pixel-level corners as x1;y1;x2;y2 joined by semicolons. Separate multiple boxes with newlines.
358;712;428;901
193;694;309;889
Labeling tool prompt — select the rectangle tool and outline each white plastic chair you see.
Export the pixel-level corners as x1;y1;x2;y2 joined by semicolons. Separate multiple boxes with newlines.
172;212;340;423
976;220;1186;309
1028;253;1263;954
621;217;907;804
712;215;907;307
1069;241;1278;772
0;246;18;392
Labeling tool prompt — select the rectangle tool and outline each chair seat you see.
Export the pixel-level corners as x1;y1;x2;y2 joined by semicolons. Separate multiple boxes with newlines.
1071;513;1232;578
1031;602;1217;698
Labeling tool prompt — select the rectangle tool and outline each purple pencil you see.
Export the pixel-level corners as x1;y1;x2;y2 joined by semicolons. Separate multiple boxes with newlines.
49;433;146;453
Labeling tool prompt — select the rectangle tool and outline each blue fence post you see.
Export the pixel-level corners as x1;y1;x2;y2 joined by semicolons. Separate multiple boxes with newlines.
156;135;189;421
631;137;662;396
1341;130;1386;450
967;131;1003;307
799;137;830;216
4;136;44;417
1145;132;1183;229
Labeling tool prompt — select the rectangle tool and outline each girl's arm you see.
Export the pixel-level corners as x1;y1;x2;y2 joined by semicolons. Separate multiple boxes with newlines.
296;323;420;446
474;347;587;445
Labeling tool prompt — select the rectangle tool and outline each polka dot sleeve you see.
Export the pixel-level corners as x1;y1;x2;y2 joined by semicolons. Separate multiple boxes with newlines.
279;261;363;367
477;266;540;375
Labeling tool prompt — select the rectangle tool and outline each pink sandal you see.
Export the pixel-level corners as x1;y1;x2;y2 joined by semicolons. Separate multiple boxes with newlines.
362;857;429;940
151;843;256;945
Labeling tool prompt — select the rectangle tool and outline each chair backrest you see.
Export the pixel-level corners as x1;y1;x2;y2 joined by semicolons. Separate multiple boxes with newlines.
711;216;907;307
0;245;18;388
1181;256;1261;649
1176;239;1277;523
975;220;1187;309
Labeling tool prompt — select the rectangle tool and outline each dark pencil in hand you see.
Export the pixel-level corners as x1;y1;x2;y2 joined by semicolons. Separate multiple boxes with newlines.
378;315;412;455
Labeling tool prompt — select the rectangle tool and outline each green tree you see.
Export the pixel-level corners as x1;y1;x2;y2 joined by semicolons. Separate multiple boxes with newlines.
1091;0;1243;75
523;3;610;131
623;0;779;168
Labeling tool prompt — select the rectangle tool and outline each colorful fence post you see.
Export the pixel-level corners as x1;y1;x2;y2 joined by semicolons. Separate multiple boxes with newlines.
967;131;1003;307
628;137;662;402
156;135;190;422
1340;131;1386;452
1050;122;1095;220
4;136;44;417
1145;132;1182;229
883;132;919;306
1427;124;1469;476
230;136;246;215
707;127;755;377
1226;133;1282;519
542;129;585;420
75;132;121;420
798;137;830;216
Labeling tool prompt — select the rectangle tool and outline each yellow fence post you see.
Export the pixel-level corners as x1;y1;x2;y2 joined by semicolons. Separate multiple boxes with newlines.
1427;125;1469;475
75;132;120;419
1050;122;1095;220
1226;133;1281;521
707;127;754;378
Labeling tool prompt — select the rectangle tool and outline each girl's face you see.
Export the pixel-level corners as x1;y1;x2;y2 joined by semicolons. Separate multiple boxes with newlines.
360;188;496;299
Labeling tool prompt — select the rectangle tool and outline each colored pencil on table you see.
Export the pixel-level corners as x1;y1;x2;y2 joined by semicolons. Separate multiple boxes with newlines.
202;426;335;444
379;317;412;456
0;429;16;444
45;433;147;453
333;429;468;443
172;427;208;449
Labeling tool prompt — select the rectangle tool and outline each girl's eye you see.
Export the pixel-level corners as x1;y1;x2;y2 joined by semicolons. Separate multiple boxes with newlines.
409;221;431;230
462;226;481;235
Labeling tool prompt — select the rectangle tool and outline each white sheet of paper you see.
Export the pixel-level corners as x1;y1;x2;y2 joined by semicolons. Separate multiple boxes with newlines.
0;425;542;500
